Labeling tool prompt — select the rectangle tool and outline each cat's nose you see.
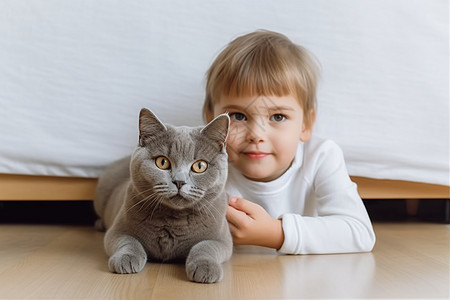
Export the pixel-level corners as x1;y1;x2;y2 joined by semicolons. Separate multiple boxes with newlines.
173;180;186;189
172;172;187;189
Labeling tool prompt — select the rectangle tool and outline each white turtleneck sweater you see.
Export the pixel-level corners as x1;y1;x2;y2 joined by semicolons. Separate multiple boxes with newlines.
225;136;376;254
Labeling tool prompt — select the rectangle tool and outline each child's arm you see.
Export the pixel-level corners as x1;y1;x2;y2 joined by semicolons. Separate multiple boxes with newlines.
275;140;376;254
226;197;284;249
226;139;376;254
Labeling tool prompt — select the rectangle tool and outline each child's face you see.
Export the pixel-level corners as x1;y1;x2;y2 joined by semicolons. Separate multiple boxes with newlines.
211;94;312;182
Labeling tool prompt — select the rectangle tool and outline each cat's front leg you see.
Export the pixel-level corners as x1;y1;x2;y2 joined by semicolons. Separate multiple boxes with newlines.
186;240;232;283
104;231;147;274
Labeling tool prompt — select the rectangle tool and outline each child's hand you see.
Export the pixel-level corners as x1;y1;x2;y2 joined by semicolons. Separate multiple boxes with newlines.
226;197;284;250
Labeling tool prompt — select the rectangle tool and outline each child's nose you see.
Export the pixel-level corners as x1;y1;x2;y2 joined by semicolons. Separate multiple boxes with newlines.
245;122;265;143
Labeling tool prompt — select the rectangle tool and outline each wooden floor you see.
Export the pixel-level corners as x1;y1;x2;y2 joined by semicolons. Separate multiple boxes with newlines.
0;222;448;299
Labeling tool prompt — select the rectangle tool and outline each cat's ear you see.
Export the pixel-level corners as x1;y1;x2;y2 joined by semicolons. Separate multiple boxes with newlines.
139;108;167;146
200;113;230;150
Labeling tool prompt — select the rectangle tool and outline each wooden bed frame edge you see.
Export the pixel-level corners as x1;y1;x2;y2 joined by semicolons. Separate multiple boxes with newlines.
0;174;448;201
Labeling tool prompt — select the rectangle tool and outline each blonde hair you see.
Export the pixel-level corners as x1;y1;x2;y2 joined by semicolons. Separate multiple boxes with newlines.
203;30;319;129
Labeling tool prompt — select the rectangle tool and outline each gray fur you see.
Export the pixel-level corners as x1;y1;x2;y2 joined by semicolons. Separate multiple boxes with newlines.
94;108;232;283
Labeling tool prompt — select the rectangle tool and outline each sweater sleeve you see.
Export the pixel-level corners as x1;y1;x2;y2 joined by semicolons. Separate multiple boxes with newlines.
278;141;376;254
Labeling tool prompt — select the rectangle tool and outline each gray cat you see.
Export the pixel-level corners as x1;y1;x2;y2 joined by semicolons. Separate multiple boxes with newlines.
94;108;232;283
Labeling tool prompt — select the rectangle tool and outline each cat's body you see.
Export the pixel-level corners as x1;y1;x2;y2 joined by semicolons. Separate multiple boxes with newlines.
94;108;232;283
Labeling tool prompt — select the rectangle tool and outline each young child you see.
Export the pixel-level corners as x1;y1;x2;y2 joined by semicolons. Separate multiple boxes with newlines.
203;30;376;254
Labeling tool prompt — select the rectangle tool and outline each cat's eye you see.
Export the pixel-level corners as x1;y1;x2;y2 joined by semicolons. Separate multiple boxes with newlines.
155;156;171;170
191;160;208;173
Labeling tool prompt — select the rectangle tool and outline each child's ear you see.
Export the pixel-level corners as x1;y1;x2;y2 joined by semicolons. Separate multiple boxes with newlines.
300;127;313;142
300;110;316;142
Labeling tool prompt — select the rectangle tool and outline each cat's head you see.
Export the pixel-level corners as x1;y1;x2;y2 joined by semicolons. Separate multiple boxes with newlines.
130;108;229;210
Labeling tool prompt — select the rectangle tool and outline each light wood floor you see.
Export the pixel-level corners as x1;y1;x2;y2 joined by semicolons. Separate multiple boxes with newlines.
0;222;448;299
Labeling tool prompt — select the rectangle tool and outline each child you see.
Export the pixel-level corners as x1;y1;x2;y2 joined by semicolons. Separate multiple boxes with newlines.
203;30;376;254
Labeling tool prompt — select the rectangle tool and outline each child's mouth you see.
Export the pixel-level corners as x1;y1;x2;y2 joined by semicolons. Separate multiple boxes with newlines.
243;152;270;160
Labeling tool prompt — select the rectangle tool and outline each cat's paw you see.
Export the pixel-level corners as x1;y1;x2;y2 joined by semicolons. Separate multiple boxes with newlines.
108;252;146;274
186;260;223;283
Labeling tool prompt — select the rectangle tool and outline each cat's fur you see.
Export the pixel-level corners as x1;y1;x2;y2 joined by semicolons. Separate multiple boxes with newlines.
94;108;232;283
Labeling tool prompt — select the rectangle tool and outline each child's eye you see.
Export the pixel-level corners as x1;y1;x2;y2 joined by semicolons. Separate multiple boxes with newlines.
270;114;286;122
229;112;247;122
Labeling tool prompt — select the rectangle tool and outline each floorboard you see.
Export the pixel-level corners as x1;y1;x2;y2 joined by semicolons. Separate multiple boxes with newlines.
0;222;448;299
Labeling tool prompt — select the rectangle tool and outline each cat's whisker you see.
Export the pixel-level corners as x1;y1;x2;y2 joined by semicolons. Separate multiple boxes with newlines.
126;189;161;213
149;195;165;221
127;188;153;202
195;200;216;222
203;204;217;221
203;199;222;222
188;186;206;200
127;195;152;213
136;194;160;213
